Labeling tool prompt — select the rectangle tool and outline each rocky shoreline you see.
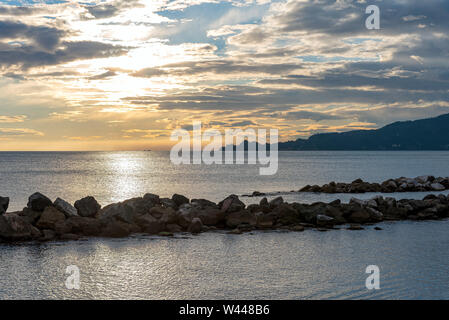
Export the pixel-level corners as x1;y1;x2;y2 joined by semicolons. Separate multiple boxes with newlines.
1;189;449;243
243;175;449;197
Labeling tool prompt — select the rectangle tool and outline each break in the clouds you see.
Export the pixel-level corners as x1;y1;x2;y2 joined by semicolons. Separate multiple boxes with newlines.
0;0;448;150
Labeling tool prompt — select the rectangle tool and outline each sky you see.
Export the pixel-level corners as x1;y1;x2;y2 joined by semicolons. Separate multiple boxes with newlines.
0;0;448;150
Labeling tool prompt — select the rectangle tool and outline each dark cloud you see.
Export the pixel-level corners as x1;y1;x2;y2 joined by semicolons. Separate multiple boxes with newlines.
122;84;449;112
271;0;449;36
131;59;303;77
0;20;66;50
281;110;343;122
0;40;128;69
81;0;144;20
89;70;118;80
0;6;43;16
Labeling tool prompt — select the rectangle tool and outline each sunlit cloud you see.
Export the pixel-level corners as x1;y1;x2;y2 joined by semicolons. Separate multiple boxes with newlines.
0;0;448;150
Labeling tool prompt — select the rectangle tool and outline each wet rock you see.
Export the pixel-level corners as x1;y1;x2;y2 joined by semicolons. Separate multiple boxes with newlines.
366;207;384;221
226;210;256;228
0;214;41;241
135;214;164;234
57;216;103;237
101;220;131;238
274;203;300;225
0;196;9;215
252;191;265;197
188;217;203;234
167;224;183;233
191;199;218;209
259;197;268;206
36;206;66;230
246;204;260;213
431;183;445;191
269;196;284;207
60;233;80;241
256;212;276;229
172;194;189;207
18;207;42;225
160;198;177;209
74;196;101;218
374;227;383;230
159;207;178;225
143;193;160;206
40;229;56;242
195;208;224;226
347;224;364;230
228;229;243;235
100;201;137;224
219;195;245;213
290;225;305;232
316;214;335;227
54;198;78;218
348;210;371;224
159;231;174;237
27;192;52;212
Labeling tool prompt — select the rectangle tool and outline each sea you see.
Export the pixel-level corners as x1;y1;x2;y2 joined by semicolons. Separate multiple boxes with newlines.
0;151;448;299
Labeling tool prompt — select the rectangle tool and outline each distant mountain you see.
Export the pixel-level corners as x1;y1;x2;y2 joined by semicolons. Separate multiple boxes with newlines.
279;113;449;150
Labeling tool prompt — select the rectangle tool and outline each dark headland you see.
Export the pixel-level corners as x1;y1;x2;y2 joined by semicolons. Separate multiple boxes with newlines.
227;113;449;151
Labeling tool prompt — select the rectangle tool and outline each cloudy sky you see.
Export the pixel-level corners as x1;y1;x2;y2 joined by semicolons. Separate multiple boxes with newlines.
0;0;448;150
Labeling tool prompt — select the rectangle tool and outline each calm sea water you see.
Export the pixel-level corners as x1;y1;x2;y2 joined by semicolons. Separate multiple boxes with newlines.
0;151;449;300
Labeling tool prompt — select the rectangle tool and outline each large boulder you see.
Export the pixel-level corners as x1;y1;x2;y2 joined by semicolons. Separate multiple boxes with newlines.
431;183;445;191
191;199;218;209
188;217;203;234
74;196;101;217
269;196;284;207
0;214;41;241
160;207;178;224
316;214;335;227
54;198;78;218
255;212;276;229
172;194;189;207
36;206;66;230
101;220;131;238
0;196;9;215
135;214;164;234
195;208;224;226
100;202;136;224
226;210;256;228
219;195;245;213
275;203;301;225
27;192;52;212
160;198;177;209
55;216;103;237
348;210;371;224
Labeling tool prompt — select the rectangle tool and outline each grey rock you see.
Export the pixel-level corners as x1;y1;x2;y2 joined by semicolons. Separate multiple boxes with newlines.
219;195;245;213
54;198;78;217
431;183;445;191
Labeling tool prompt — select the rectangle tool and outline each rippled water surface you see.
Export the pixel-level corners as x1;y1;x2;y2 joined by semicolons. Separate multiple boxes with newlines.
1;151;449;299
1;220;448;300
2;151;449;211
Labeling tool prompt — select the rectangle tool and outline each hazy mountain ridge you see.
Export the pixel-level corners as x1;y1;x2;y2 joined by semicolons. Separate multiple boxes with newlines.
279;113;449;150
